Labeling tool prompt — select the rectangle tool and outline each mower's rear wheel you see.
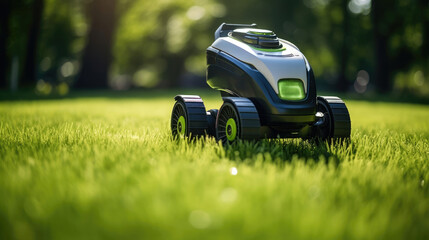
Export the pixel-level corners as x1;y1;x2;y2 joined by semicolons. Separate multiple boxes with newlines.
216;97;260;144
315;96;351;140
171;95;208;138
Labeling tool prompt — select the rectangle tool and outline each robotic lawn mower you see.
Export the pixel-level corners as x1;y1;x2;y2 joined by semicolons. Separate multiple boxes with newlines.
171;23;351;143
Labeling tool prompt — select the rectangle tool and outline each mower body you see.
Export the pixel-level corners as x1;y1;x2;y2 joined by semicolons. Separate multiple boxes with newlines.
170;23;351;143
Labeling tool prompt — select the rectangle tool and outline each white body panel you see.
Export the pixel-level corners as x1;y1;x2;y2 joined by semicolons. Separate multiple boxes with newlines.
211;37;308;94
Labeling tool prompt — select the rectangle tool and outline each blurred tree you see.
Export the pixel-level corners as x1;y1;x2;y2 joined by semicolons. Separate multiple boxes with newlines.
75;0;118;89
370;0;428;94
309;0;353;91
21;0;45;88
112;0;225;89
419;0;428;77
371;0;391;93
338;0;350;92
37;0;86;88
4;0;32;90
0;0;12;89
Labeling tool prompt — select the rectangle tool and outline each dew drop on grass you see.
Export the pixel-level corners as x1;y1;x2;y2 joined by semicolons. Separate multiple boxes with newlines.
230;167;238;175
219;188;238;203
189;210;211;229
27;157;35;166
421;180;425;187
308;185;320;199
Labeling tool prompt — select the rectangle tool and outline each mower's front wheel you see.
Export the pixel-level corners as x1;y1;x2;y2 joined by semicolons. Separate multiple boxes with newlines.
313;96;351;140
216;97;260;144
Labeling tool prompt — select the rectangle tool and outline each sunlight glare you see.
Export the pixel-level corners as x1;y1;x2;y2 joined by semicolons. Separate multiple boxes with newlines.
189;210;211;229
186;6;205;21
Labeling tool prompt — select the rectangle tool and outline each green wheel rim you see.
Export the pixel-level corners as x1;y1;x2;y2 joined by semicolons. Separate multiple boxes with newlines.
177;115;186;135
225;118;237;141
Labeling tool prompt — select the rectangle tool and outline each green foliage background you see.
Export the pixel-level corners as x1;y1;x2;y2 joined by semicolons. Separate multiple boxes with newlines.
5;0;427;94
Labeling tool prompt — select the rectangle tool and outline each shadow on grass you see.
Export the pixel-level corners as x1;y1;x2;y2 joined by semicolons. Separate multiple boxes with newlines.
219;138;351;166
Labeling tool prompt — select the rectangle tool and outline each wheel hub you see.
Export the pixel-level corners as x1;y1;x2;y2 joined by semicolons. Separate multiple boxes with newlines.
225;118;237;141
177;116;186;135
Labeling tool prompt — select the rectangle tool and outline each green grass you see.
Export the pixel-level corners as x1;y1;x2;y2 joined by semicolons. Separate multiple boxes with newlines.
1;90;428;240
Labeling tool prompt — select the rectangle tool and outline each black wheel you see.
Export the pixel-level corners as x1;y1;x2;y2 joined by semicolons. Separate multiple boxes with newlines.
216;97;260;144
171;95;208;138
314;96;351;140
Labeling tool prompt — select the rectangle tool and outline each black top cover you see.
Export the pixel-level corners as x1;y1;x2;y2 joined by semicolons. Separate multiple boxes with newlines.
230;28;282;49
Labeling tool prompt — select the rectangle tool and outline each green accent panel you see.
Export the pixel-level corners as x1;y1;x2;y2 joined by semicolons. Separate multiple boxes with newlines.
278;79;306;101
250;46;286;52
225;118;237;141
249;30;274;36
177;116;186;135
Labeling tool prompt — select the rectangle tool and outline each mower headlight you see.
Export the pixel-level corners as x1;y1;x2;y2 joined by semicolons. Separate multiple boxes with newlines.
278;79;305;101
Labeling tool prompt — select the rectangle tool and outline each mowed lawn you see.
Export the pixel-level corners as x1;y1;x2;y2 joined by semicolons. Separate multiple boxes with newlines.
0;90;428;240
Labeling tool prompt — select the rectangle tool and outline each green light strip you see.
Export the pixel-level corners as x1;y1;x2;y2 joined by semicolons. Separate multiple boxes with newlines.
249;31;274;36
250;46;286;52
